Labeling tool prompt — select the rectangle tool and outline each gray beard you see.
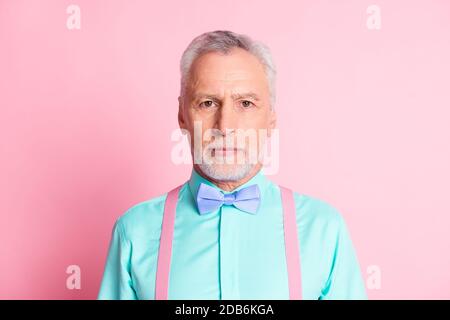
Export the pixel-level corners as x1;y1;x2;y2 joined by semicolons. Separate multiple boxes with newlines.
198;162;255;182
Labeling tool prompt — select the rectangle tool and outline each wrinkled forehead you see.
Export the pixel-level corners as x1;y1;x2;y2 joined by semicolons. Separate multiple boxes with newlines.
186;48;270;98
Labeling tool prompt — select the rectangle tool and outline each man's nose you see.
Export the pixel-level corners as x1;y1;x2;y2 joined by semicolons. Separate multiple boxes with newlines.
216;100;238;134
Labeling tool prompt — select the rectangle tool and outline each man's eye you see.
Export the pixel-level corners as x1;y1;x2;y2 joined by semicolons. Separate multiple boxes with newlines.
241;100;255;108
199;100;215;108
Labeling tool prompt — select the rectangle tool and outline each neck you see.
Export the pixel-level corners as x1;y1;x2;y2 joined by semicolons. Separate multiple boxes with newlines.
193;164;262;192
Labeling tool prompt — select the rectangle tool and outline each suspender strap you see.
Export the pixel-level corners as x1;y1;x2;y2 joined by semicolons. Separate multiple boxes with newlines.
155;185;181;300
280;186;303;300
155;184;302;300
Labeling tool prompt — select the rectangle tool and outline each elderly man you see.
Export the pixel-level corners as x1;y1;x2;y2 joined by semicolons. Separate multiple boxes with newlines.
98;30;367;300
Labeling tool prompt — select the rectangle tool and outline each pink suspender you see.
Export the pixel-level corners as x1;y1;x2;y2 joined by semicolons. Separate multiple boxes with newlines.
154;185;302;300
280;186;303;300
154;185;181;300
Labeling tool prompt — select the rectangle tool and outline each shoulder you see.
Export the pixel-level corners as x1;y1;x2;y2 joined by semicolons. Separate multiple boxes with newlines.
291;190;346;237
295;192;343;222
114;191;168;241
268;181;344;230
114;183;190;241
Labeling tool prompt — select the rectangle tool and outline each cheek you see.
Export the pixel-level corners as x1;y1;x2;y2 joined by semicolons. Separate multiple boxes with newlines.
187;109;217;128
242;112;271;131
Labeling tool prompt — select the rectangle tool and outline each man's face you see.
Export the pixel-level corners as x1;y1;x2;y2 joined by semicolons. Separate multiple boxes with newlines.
178;47;276;182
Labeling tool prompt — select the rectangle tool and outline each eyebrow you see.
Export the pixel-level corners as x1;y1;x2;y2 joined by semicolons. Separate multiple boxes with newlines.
193;92;261;101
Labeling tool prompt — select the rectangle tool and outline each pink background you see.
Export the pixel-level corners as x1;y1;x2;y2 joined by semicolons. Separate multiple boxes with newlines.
1;0;449;299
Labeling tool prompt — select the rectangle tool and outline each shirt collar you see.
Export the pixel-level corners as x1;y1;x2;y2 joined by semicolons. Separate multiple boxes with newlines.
187;167;270;202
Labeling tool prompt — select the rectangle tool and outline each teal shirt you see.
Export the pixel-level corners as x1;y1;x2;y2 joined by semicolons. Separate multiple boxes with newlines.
98;168;367;300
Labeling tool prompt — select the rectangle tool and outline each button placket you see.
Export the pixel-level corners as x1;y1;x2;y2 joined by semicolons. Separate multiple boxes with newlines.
218;205;241;299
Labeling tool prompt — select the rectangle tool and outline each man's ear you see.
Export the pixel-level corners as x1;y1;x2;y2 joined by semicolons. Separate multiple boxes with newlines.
267;109;277;137
178;96;186;131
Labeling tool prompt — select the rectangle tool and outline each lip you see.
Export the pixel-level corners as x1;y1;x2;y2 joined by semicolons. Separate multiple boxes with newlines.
216;148;238;151
213;148;242;155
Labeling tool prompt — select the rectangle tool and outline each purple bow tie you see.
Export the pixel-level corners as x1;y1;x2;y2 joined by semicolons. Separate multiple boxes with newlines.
196;183;261;215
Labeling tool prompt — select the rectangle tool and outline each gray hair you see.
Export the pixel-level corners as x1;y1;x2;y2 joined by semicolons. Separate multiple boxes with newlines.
179;30;277;108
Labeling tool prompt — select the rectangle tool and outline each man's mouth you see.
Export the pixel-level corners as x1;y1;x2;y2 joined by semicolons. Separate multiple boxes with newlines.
212;148;242;157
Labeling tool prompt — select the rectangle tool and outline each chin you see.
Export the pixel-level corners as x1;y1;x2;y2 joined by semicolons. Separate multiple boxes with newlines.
198;163;255;182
